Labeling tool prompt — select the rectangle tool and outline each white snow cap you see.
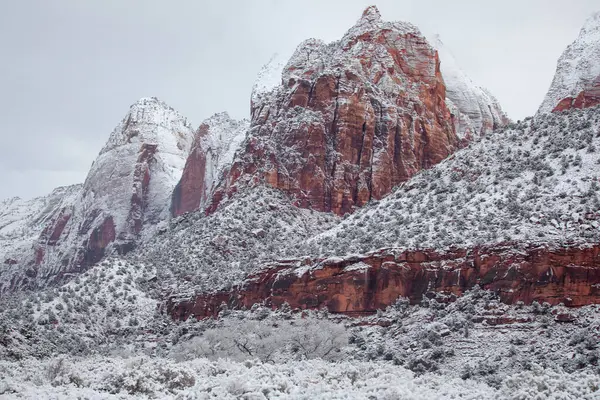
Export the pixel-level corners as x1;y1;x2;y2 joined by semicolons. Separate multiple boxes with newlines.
251;53;287;105
100;97;194;156
429;34;509;138
538;11;600;114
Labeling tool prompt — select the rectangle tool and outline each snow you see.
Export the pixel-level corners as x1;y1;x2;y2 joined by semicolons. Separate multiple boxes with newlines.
538;12;600;114
302;106;600;256
343;261;371;272
134;185;339;294
0;185;81;291
251;53;287;106
194;112;249;210
0;97;195;291
429;34;509;139
2;8;600;400
1;289;599;399
85;96;194;238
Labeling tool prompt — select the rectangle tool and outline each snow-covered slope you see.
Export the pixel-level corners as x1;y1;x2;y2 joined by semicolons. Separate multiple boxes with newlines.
1;97;195;291
171;112;248;216
0;185;81;289
538;12;600;114
300;106;600;256
80;97;194;238
429;35;509;140
140;185;339;295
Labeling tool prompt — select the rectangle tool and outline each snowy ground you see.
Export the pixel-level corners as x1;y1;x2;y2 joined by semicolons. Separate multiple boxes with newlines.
1;355;598;399
1;286;599;399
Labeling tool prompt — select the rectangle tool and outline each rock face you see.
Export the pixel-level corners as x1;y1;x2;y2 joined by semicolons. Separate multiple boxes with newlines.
553;76;600;112
428;35;509;141
171;113;248;217
539;12;600;114
0;185;82;291
211;6;458;216
168;243;600;320
2;97;194;290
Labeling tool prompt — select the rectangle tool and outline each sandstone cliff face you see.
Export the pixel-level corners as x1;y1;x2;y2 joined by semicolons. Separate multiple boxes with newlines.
168;243;600;320
2;98;195;290
171;113;248;217
539;12;600;114
210;6;458;216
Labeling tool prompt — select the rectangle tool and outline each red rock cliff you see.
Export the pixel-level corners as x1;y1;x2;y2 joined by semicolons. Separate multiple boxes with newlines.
210;6;458;216
553;75;600;112
167;243;600;320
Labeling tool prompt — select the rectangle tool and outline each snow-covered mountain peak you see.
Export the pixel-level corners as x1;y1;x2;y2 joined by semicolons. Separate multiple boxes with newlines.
538;11;600;114
580;11;600;40
429;34;509;139
251;53;287;106
347;5;418;39
100;97;194;157
360;5;382;23
198;112;248;147
171;112;249;217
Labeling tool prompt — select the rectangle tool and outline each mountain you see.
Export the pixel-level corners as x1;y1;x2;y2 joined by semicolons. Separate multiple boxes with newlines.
0;185;81;289
171;112;249;217
538;12;600;114
210;6;459;216
2;7;600;398
173;101;600;320
133;5;515;296
169;9;600;317
0;97;195;291
428;35;509;141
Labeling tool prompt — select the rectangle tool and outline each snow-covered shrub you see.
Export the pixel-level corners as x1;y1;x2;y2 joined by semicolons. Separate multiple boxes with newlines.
171;316;348;363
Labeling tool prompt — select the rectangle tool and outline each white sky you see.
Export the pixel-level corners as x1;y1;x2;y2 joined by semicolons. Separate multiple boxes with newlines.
1;0;598;200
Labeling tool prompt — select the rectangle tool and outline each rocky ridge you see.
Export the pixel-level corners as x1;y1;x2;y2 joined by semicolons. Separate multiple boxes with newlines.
169;243;600;321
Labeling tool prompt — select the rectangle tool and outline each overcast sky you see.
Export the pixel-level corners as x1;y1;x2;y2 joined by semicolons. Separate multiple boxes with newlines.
1;0;598;201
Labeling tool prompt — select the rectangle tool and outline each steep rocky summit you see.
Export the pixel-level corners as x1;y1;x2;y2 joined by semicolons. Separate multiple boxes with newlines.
2;97;195;290
539;12;600;113
171;113;248;217
211;6;459;216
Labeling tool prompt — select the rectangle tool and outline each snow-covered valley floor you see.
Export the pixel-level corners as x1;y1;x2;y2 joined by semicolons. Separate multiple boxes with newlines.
1;355;598;399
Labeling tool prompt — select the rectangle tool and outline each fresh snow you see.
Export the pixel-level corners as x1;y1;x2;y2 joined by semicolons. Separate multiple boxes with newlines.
251;53;288;106
538;12;600;114
193;112;249;210
1;289;599;399
0;185;81;291
0;97;195;291
429;34;509;139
